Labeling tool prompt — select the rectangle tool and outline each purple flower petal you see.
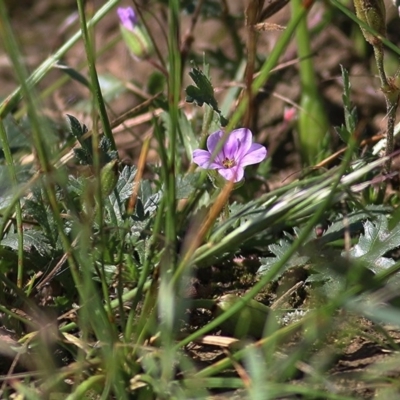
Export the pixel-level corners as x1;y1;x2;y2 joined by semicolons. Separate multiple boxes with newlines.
193;127;267;183
193;149;220;169
117;7;138;31
192;149;210;166
240;144;267;166
224;128;252;161
218;166;244;182
206;130;226;164
206;130;223;153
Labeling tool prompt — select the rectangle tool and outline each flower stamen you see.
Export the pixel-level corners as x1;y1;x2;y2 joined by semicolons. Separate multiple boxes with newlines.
192;128;267;182
222;158;236;168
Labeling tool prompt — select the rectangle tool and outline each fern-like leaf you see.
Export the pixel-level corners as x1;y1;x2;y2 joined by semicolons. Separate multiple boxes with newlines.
349;215;400;272
1;230;51;256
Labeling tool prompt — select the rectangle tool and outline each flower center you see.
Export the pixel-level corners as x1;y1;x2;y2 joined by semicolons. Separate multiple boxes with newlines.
222;157;236;169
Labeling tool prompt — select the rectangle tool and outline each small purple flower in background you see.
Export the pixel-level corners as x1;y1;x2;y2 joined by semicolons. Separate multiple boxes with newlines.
117;6;153;58
192;128;267;182
117;7;138;32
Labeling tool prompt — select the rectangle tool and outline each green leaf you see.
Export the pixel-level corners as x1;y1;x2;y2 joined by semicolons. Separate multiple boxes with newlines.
178;111;198;160
108;165;137;222
66;114;93;165
113;165;137;202
67;175;87;197
349;215;400;273
143;191;161;216
258;239;309;276
319;205;391;245
0;165;32;210
147;71;166;95
67;115;117;164
185;66;228;126
0;115;30;152
24;195;56;247
334;66;358;144
54;62;90;88
186;67;216;107
99;136;118;162
176;173;200;199
1;116;59;154
1;230;51;256
66;114;88;140
137;180;161;217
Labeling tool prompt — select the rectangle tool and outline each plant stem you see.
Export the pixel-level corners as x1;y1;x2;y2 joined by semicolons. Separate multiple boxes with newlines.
243;0;264;127
383;86;400;173
164;0;181;269
0;120;24;288
76;0;117;153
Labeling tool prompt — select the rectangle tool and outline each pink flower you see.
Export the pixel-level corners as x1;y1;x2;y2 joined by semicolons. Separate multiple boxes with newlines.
283;106;297;123
117;7;138;32
192;128;267;182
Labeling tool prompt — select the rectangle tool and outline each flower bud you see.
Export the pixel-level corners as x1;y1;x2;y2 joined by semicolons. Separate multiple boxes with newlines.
117;7;153;59
353;0;387;46
117;7;138;32
100;159;119;197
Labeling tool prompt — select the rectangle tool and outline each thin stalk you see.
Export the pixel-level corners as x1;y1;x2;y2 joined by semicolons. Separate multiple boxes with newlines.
220;59;247;117
243;0;264;127
201;104;215;140
0;303;36;330
383;90;400;173
127;137;151;214
157;3;183;373
180;0;205;67
0;120;23;288
221;0;244;62
164;0;181;269
373;43;389;89
133;0;167;72
76;1;117;324
173;180;235;286
75;221;121;382
76;0;116;153
338;0;400;172
124;195;165;341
